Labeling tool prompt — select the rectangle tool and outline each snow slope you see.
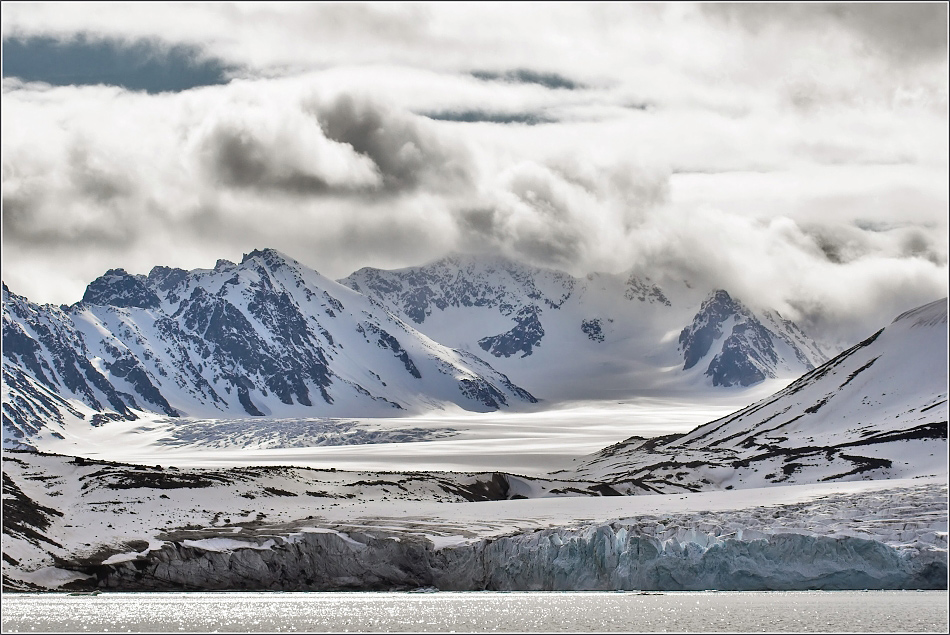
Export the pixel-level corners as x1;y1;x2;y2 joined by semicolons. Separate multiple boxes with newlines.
2;249;537;447
341;254;826;400
571;298;949;493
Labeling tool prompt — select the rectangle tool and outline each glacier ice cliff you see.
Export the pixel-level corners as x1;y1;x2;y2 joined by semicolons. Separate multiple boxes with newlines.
87;524;947;592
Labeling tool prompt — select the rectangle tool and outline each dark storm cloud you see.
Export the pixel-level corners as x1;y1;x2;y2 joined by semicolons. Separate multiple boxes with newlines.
310;95;475;193
421;110;556;125
704;3;948;64
801;223;871;264
1;35;236;93
202;126;337;196
470;69;584;90
197;93;478;199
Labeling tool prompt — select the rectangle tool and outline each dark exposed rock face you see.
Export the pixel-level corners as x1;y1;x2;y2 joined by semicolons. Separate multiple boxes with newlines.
1;471;65;551
581;319;605;343
679;290;823;387
680;290;742;371
362;323;422;379
1;366;80;447
86;528;947;592
343;255;574;360
174;278;334;415
706;320;776;387
624;275;670;306
3;285;143;421
83;269;161;310
479;305;545;358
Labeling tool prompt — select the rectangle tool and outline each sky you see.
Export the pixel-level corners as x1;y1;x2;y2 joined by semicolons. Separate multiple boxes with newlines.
1;2;947;347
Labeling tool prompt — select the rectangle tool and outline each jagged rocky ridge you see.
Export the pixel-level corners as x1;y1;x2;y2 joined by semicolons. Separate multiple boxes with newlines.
3;249;537;447
679;290;826;387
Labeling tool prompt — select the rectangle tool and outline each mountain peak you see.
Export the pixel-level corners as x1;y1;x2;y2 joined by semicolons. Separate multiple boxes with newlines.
240;248;296;269
82;268;160;310
705;289;744;313
678;289;825;387
679;289;750;371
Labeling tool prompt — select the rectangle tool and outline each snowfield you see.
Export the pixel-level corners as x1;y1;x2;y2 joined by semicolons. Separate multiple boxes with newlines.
12;396;763;474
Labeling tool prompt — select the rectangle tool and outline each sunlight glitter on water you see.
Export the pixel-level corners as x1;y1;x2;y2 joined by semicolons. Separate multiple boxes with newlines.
2;591;948;633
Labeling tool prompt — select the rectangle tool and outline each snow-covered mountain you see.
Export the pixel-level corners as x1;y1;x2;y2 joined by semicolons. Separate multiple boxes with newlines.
341;254;826;399
679;290;826;387
571;298;949;492
2;249;537;448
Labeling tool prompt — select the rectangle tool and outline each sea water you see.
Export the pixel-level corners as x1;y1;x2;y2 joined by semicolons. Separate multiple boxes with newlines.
2;590;947;633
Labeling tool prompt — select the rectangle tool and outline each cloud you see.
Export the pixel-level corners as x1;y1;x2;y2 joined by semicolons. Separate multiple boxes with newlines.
697;3;948;117
195;98;383;195
310;94;476;194
1;5;946;347
704;3;948;65
620;203;947;348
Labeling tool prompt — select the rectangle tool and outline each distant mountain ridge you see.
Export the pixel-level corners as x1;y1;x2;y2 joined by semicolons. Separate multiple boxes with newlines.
342;254;826;398
2;249;537;448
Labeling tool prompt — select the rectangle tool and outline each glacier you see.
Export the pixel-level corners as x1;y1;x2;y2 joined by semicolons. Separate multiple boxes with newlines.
91;527;946;592
68;483;950;592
